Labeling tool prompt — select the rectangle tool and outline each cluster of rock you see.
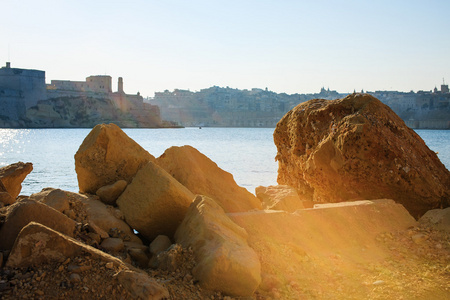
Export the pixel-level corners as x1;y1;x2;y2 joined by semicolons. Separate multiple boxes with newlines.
0;123;266;298
0;94;449;299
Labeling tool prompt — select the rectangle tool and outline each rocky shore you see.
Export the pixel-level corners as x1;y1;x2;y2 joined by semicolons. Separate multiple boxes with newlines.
0;94;449;299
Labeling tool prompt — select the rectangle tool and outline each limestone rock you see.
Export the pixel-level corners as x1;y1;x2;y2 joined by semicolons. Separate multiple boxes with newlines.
175;195;261;297
73;192;142;244
101;238;125;253
0;179;13;205
0;162;33;200
74;123;155;194
29;188;70;213
87;221;109;239
6;222;125;269
117;161;194;241
124;242;149;252
274;93;450;218
96;179;127;205
128;248;149;268
156;145;261;213
228;199;417;290
115;269;169;300
255;185;312;212
149;235;172;256
411;233;428;244
0;199;76;251
419;207;450;232
149;244;185;271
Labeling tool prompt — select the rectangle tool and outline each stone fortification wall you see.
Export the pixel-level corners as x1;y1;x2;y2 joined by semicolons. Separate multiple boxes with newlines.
0;89;26;122
46;89;111;100
0;64;164;128
0;65;46;109
111;93;144;112
49;75;112;94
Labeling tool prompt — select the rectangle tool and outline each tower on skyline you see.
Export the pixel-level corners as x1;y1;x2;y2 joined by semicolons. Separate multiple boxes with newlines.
442;78;449;93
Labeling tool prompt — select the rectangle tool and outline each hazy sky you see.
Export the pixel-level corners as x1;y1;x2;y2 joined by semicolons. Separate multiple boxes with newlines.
1;0;449;97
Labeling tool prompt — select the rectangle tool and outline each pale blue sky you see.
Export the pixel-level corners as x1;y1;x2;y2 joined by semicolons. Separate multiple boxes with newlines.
1;0;449;97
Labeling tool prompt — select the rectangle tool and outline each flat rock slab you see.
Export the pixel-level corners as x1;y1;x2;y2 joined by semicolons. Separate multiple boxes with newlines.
6;222;168;299
0;199;76;251
228;199;417;291
6;222;123;268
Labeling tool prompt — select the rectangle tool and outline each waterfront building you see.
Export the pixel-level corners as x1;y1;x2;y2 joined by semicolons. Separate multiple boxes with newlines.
0;62;47;120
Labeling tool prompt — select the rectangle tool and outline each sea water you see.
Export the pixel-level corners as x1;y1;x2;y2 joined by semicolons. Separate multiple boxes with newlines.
0;128;448;196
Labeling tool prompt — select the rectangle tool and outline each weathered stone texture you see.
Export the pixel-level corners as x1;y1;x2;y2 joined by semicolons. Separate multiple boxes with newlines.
75;192;142;244
175;195;261;297
149;235;172;256
6;222;124;269
74;123;154;194
96;179;128;205
114;269;169;300
0;199;76;251
156;145;261;212
229;199;417;292
117;161;194;241
29;188;70;213
255;185;313;212
419;207;450;232
0;162;33;201
274;93;450;218
0;180;14;205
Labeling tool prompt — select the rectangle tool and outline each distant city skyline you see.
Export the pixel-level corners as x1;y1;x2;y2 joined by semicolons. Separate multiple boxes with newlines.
1;0;449;97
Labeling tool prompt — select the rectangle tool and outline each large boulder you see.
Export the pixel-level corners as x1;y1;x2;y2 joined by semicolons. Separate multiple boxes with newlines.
117;161;195;241
255;185;313;212
156;145;261;213
175;195;261;297
0;162;33;201
74;123;155;194
274;93;450;218
0;199;76;251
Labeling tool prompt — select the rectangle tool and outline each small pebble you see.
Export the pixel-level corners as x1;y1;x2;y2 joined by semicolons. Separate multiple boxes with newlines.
105;262;114;269
411;233;428;244
70;273;81;283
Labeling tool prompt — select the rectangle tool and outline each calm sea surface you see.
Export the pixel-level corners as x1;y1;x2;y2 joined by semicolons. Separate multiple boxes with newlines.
0;128;449;196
